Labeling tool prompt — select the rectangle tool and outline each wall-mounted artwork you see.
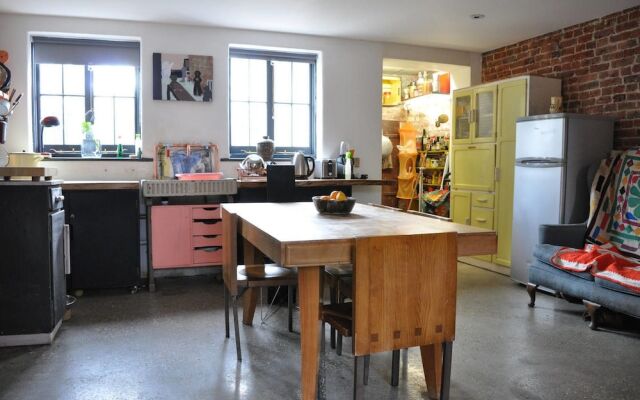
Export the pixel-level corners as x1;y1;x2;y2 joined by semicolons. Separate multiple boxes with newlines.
152;53;213;102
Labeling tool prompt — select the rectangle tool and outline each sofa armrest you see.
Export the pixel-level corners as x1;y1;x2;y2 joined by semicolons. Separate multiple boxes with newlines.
539;223;587;248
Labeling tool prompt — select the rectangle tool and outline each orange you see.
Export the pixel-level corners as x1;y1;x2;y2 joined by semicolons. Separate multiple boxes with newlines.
335;191;347;201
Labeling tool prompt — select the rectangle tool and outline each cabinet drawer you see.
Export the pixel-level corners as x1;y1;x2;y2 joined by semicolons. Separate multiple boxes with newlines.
192;220;223;235
471;192;494;209
192;206;221;220
192;235;223;248
471;207;494;230
193;247;223;265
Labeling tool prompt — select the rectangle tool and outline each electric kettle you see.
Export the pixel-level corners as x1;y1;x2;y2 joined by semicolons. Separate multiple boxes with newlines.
292;151;315;178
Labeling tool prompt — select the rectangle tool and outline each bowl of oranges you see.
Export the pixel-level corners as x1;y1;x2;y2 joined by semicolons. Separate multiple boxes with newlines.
312;191;356;215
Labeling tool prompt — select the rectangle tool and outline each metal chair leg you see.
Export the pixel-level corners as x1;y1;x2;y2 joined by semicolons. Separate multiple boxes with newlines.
329;286;337;349
288;285;294;332
232;296;242;361
337;334;343;356
353;355;359;400
441;342;453;400
224;286;230;338
363;355;370;385
391;349;400;386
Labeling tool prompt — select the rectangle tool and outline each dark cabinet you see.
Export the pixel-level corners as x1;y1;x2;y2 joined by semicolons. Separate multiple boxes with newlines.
65;189;140;290
0;183;66;344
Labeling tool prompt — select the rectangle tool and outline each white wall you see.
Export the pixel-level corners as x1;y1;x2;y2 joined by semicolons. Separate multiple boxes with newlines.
0;13;481;203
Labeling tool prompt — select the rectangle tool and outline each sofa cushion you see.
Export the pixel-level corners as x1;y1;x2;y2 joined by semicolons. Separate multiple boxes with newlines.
594;277;640;298
528;260;595;299
592;279;640;318
533;244;595;281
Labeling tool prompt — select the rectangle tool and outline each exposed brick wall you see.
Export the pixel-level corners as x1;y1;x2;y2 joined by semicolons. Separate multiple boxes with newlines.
482;6;640;149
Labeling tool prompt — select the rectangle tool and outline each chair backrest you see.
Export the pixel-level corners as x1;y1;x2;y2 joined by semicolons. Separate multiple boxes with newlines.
352;233;457;356
267;164;296;202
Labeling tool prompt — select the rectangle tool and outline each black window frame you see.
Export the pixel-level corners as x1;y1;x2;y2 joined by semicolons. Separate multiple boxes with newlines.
31;37;141;156
228;48;317;159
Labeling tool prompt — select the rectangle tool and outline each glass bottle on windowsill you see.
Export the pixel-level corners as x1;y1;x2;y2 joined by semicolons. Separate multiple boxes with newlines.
80;121;101;158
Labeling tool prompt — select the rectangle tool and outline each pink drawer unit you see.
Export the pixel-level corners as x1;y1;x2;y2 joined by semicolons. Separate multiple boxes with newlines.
192;220;223;235
193;247;223;265
192;205;221;220
192;235;223;248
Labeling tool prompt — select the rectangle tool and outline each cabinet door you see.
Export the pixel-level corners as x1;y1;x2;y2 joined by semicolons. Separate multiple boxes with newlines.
451;190;471;225
473;85;497;143
452;89;473;144
494;140;516;267
497;79;527;141
67;190;140;289
451;143;496;192
151;205;192;269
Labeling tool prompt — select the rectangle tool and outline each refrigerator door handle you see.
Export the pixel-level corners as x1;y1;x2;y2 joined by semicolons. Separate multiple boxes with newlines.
516;157;565;168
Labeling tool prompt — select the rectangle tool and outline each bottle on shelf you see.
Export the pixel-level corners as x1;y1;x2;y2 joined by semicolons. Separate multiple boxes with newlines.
345;151;352;180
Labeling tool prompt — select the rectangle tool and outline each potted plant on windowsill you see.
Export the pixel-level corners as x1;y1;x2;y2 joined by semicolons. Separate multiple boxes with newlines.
80;110;101;158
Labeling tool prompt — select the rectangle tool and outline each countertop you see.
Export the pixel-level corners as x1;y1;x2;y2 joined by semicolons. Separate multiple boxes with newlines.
62;179;392;190
62;181;141;190
237;178;393;189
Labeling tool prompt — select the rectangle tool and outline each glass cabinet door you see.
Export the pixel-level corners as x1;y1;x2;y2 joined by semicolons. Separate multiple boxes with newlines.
474;86;497;142
453;89;473;143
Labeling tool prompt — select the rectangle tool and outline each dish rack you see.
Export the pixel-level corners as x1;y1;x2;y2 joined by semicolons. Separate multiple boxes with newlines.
141;178;237;198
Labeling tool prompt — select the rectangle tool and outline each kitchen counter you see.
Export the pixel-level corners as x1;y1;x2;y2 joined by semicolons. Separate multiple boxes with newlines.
62;181;140;190
62;179;392;191
237;178;392;189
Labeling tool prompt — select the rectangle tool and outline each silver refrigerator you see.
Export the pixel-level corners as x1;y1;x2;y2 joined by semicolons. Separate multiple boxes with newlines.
510;114;614;283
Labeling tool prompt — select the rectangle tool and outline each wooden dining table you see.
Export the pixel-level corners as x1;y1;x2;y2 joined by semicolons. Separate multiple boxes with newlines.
221;202;497;400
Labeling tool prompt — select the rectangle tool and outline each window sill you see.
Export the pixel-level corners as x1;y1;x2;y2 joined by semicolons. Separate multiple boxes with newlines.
44;157;153;162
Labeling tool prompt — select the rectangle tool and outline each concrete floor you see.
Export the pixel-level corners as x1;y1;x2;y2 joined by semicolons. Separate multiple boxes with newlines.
1;264;639;400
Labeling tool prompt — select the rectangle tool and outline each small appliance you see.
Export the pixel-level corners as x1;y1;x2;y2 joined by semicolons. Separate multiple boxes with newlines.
292;151;315;178
315;159;335;179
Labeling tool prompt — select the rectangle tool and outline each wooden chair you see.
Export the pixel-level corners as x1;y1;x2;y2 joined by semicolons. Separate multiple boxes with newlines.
224;264;297;361
224;165;298;361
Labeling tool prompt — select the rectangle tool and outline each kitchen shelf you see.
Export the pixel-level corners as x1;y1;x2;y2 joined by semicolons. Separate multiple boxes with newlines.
403;93;450;103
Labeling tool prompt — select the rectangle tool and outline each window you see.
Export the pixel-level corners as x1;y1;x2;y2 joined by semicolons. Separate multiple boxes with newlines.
32;37;140;155
229;48;316;158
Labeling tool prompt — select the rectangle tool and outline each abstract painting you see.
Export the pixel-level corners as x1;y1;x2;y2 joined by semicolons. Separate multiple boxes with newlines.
152;53;213;102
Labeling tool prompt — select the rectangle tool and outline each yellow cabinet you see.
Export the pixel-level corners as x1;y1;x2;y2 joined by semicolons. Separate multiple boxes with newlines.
451;191;471;225
450;75;561;270
497;79;527;141
452;85;497;144
451;143;495;192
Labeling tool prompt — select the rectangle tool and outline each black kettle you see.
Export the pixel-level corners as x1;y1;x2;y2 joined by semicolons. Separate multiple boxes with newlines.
292;151;315;178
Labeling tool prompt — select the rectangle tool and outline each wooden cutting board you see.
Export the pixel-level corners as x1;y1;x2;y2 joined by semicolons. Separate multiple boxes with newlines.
0;167;58;181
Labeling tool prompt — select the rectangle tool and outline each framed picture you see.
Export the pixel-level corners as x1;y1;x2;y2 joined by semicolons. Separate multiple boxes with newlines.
152;53;213;102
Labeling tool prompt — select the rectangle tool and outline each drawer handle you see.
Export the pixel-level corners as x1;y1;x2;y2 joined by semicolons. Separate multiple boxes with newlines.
202;234;218;238
476;198;488;203
195;246;222;252
196;219;220;225
202;207;218;211
475;218;487;223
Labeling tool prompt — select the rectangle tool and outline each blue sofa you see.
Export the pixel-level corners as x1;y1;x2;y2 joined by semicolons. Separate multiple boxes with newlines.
527;223;640;329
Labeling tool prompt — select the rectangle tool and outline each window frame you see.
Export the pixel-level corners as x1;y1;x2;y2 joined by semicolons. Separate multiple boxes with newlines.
228;48;317;159
31;38;141;156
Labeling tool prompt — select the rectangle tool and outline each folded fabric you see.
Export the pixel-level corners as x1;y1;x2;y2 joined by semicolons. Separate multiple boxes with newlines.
551;243;640;294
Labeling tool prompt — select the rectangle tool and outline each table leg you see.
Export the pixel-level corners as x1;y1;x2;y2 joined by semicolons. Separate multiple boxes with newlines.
241;238;264;326
298;266;321;400
242;288;259;326
420;343;443;400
